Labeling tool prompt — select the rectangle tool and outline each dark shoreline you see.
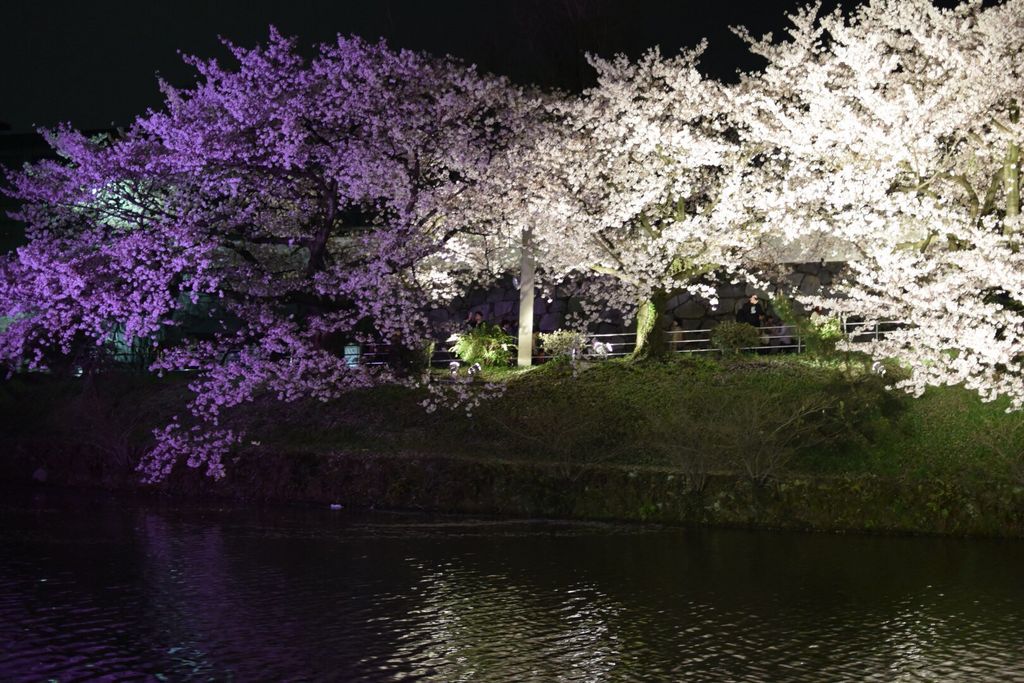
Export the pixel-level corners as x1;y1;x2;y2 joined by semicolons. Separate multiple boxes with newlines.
4;444;1023;538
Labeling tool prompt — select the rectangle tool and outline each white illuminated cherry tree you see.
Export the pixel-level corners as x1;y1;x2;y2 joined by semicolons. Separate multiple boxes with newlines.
731;0;1024;407
517;46;790;359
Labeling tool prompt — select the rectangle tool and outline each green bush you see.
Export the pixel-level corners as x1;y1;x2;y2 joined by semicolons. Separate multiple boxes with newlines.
770;295;844;357
710;321;762;355
449;323;516;366
805;313;844;356
538;330;587;358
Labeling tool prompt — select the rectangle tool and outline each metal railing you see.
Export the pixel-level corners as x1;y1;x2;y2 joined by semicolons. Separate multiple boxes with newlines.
349;318;905;366
98;317;904;370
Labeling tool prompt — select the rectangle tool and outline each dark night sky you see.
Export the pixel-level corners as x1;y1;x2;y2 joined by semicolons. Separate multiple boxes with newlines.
2;1;884;134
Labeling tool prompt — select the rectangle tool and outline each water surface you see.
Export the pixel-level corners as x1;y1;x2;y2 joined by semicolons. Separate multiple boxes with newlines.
1;490;1022;681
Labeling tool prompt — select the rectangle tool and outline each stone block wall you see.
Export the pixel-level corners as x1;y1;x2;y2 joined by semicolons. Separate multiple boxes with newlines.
661;261;845;332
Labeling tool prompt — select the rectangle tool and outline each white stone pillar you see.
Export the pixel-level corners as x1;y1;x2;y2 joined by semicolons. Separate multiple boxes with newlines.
517;228;535;367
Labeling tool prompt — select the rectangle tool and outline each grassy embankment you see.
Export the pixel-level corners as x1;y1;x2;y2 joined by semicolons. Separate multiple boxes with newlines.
2;354;1023;535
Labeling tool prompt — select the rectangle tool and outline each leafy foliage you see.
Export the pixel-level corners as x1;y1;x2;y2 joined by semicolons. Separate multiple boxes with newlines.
710;321;762;355
449;324;516;366
771;297;845;358
804;314;845;357
538;329;587;358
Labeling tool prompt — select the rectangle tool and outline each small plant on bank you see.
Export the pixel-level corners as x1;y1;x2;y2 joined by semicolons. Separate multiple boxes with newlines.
805;312;845;356
771;295;845;358
710;321;762;355
539;330;587;358
449;324;516;366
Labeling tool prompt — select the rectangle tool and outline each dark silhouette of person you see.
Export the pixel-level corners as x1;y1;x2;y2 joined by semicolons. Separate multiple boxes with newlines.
736;294;766;328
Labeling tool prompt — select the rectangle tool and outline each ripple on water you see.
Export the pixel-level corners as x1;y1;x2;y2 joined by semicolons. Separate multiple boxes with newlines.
0;495;1022;681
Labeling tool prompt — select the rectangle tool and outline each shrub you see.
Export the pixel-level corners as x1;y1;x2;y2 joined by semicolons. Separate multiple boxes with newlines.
449;323;516;366
805;312;844;356
710;321;762;355
538;330;587;358
771;295;845;357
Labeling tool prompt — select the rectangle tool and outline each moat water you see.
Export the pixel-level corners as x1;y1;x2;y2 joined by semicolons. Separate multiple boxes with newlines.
1;490;1022;681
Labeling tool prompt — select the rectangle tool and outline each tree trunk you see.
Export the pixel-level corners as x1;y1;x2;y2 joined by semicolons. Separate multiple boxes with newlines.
1006;101;1020;226
629;290;668;361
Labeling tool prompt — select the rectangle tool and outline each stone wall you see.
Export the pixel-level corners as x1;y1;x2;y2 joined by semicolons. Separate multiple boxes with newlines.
661;261;845;332
429;262;845;335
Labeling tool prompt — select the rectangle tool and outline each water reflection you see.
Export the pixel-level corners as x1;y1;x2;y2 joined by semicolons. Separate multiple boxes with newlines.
0;491;1022;681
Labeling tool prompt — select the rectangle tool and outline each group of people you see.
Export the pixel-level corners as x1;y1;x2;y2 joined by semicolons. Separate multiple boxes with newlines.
466;311;515;336
735;294;797;352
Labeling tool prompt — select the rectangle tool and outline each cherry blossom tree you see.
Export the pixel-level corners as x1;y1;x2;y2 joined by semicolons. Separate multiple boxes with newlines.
732;0;1024;408
1;29;532;479
518;46;795;359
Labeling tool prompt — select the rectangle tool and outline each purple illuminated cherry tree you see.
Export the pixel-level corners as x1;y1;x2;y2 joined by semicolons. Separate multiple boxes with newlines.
1;29;531;480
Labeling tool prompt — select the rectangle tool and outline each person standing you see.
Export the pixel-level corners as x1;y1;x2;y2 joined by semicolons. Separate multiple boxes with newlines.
736;294;766;328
